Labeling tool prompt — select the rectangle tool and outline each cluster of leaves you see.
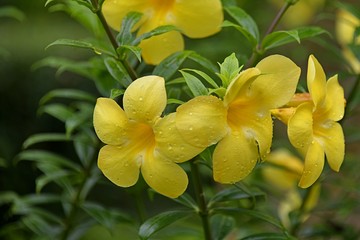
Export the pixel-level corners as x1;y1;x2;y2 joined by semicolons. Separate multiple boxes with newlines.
1;0;360;239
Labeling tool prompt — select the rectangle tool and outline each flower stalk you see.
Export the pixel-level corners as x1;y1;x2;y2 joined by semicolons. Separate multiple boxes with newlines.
190;160;212;240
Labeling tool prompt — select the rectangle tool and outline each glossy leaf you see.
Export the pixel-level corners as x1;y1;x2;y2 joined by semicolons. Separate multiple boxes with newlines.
23;133;69;149
117;45;142;62
241;232;295;240
262;27;329;51
139;210;194;239
171;193;198;210
180;70;208;97
187;52;218;73
46;39;113;55
104;57;132;88
116;11;143;45
217;53;242;87
211;214;236;240
153;51;193;80
182;69;219;88
38;103;74;122
36;170;73;193
39;89;95;105
223;6;259;47
134;25;179;46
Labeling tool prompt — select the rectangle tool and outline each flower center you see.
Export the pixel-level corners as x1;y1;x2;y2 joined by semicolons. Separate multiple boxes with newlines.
128;122;156;159
150;0;175;12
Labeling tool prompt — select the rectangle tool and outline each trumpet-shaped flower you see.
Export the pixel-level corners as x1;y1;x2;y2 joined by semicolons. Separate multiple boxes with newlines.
93;76;203;198
336;9;360;73
274;55;345;188
102;0;223;65
176;55;300;183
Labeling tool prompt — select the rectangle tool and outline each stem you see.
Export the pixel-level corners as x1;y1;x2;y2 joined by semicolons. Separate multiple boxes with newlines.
190;160;212;240
245;1;294;68
90;0;138;80
61;158;96;240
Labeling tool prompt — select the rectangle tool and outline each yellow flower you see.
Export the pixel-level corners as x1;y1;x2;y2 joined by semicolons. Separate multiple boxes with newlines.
93;76;203;198
336;9;360;73
286;55;345;188
176;55;300;183
102;0;223;65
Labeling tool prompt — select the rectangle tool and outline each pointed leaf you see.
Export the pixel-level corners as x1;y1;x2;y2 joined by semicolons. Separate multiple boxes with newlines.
23;133;69;149
153;51;193;80
134;25;179;46
39;89;95;105
116;11;143;45
211;214;236;240
139;210;194;239
46;39;112;55
180;70;208;96
104;57;133;87
241;232;295;240
182;69;219;88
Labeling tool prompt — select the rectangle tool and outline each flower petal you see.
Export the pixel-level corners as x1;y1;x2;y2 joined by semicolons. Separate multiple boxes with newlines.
124;75;166;123
138;31;184;65
224;68;261;107
288;102;314;154
154;113;204;163
176;95;228;148
319;75;345;121
307;55;327;107
98;145;140;187
250;55;301;109
316;122;345;172
141;152;188;198
172;0;223;38
102;0;148;30
93;98;129;145
298;140;324;188
213;130;258;183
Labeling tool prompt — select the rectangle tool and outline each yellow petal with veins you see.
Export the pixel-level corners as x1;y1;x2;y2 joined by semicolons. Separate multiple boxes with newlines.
299;140;324;188
154;113;204;163
141;152;188;198
250;55;301;109
98;145;140;187
213;130;258;183
176;95;228;148
123;75;166;124
288;102;314;155
307;55;327;108
172;0;223;38
93;98;128;145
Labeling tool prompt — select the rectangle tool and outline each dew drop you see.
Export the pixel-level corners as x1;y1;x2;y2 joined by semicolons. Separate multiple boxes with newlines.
139;97;143;101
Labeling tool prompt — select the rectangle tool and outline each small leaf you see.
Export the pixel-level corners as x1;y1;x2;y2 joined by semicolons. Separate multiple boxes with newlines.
116;11;143;45
262;27;329;51
38;103;74;122
134;25;179;46
110;88;125;99
104;57;132;88
167;98;184;105
172;193;198;210
211;214;236;240
46;39;112;55
117;45;142;62
182;69;219;88
39;89;95;105
153;51;193;80
180;70;208;97
139;210;194;239
0;6;25;21
23;133;69;149
36;170;72;193
224;6;259;47
217;53;242;87
187;52;218;73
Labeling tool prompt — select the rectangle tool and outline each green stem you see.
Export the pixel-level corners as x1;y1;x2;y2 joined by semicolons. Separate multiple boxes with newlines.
90;0;138;80
245;0;294;68
190;160;212;240
61;157;96;240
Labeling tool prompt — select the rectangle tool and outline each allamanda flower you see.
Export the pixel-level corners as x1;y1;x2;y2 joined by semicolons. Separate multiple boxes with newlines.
176;55;300;183
272;55;345;188
93;75;203;198
102;0;223;65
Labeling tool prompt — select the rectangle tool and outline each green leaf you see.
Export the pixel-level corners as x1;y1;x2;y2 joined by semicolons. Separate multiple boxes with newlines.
187;52;219;73
134;25;179;45
82;202;133;230
217;53;242;87
104;57;132;88
73;131;97;167
167;98;184;105
211;214;236;240
335;1;360;20
23;133;69;149
153;51;193;80
39;89;95;105
224;6;259;46
117;45;142;62
180;70;208;97
16;150;81;172
110;88;125;99
171;193;198;210
65;102;93;137
46;39;112;55
0;6;25;21
138;210;194;239
116;11;143;45
208;186;265;207
36;170;73;193
240;232;295;240
182;69;219;88
262;27;329;51
213;207;284;229
38;103;74;122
